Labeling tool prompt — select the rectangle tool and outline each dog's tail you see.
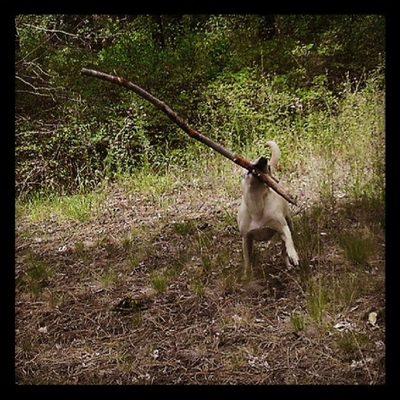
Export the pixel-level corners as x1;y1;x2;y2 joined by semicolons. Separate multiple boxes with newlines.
267;141;280;173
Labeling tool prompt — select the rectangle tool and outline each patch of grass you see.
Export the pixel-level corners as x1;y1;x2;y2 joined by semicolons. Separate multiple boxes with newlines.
189;230;216;274
151;261;184;294
201;255;213;273
215;248;231;269
117;352;136;373
99;268;118;289
74;241;91;262
19;337;34;353
306;276;329;323
293;205;325;264
290;312;306;333
219;207;237;229
191;278;205;297
172;220;197;236
336;332;370;360
221;271;239;294
96;236;118;257
59;193;105;222
196;230;213;248
327;272;369;312
339;229;374;266
17;191;105;223
23;252;53;296
165;261;184;279
128;249;145;270
120;169;177;198
297;263;312;290
130;224;151;240
121;235;133;251
74;240;85;254
225;351;247;371
150;271;170;293
131;311;143;328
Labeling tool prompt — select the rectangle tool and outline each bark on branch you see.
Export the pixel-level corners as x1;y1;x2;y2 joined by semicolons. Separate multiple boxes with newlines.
81;68;298;206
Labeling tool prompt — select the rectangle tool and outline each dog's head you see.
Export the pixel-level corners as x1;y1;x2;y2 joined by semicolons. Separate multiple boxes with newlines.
251;156;271;174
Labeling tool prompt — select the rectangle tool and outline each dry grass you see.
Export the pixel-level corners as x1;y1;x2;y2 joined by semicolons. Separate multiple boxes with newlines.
15;157;385;385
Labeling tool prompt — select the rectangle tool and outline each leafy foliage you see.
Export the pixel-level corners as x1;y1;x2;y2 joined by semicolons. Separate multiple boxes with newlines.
15;15;385;197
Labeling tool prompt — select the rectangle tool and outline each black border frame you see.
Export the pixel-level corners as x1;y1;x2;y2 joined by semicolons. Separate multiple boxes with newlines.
4;1;399;398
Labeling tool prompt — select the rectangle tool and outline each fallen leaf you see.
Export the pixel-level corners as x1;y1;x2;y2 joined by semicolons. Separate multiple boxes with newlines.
368;311;378;326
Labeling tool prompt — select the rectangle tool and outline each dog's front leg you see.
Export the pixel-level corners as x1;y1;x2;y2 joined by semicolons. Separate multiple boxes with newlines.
242;235;254;277
279;224;299;267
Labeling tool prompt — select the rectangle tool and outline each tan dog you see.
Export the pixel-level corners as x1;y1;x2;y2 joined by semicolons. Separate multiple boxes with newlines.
237;141;299;276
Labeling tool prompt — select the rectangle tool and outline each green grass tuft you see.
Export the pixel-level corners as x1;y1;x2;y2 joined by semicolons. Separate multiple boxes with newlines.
150;271;170;293
17;191;105;223
23;252;53;296
291;312;306;333
99;268;118;289
172;220;197;236
191;279;206;297
339;230;374;266
306;276;329;323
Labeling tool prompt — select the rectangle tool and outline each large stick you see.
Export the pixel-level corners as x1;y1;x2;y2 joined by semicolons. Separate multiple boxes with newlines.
81;68;297;206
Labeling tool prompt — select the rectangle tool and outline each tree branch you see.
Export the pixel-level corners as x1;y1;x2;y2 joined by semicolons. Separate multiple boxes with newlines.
22;23;79;38
81;68;298;206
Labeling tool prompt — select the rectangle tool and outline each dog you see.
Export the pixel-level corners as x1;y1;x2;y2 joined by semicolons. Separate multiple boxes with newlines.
237;141;299;276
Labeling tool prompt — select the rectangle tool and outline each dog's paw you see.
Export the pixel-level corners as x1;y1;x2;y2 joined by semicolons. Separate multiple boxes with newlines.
287;249;299;267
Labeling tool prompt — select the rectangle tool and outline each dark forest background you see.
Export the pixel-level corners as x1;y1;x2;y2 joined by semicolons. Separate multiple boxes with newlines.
15;15;384;197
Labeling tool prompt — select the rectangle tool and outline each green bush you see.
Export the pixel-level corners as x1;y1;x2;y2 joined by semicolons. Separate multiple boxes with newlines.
15;15;385;197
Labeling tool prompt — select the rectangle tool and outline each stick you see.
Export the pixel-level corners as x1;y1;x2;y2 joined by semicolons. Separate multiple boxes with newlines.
81;68;298;206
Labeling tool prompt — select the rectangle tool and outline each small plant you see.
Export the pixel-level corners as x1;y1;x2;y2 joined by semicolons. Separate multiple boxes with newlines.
227;351;247;370
293;206;324;264
58;193;99;222
196;230;213;249
306;276;329;323
339;230;374;266
121;235;133;251
336;332;369;360
201;255;213;272
165;262;183;279
221;272;239;293
191;279;205;297
24;253;53;296
150;271;169;293
291;312;306;333
173;220;197;236
220;207;237;228
328;272;367;312
96;236;117;257
215;249;231;269
129;250;144;270
131;311;143;328
99;268;118;289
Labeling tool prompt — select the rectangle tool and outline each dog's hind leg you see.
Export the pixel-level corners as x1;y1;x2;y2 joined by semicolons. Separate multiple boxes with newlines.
242;234;254;277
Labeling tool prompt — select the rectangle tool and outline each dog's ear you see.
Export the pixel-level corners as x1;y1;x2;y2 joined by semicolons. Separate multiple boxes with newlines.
253;156;269;173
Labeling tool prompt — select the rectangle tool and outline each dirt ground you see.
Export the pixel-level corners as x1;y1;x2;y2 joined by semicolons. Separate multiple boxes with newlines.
15;170;385;385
